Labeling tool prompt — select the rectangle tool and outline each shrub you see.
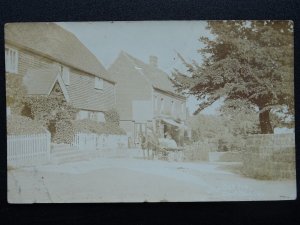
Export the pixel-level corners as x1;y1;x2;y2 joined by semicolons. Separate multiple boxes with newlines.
53;120;75;144
73;119;126;135
21;83;77;144
104;108;120;126
6;73;27;115
7;115;47;135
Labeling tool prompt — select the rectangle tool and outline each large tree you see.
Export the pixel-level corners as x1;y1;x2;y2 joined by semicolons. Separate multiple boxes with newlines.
172;21;294;134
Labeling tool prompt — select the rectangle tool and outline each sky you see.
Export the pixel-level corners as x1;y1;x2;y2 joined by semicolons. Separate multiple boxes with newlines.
58;21;221;115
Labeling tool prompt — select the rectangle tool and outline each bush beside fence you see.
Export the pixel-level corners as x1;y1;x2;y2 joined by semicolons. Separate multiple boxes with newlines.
7;132;51;167
183;141;217;161
241;134;296;180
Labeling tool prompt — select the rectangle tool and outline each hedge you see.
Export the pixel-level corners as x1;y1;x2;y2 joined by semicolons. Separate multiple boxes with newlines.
73;119;126;135
7;115;48;135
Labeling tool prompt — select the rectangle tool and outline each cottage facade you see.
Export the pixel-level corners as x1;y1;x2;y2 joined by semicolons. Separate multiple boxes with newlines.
108;52;187;146
5;23;116;122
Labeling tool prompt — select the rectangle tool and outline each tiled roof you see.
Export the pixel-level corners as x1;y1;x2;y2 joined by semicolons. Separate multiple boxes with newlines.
23;67;59;95
5;22;114;83
111;51;185;98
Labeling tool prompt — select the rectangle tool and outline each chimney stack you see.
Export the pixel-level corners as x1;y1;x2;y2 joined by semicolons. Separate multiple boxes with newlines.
149;55;158;67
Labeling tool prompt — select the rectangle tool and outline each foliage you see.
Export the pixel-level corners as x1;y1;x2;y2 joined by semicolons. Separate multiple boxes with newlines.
187;113;254;151
73;119;126;135
104;108;120;126
6;73;27;114
7;115;47;135
220;100;260;136
183;140;214;161
172;21;294;134
22;83;77;143
188;114;228;142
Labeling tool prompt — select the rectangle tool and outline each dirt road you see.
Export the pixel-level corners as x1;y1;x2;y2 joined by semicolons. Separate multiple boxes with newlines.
7;157;297;203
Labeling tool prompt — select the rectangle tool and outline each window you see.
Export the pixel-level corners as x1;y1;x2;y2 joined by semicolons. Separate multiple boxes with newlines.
154;96;158;111
160;98;164;113
96;112;105;122
5;47;18;73
181;102;185;113
95;77;103;90
62;66;70;85
77;110;89;120
171;100;175;114
89;112;96;120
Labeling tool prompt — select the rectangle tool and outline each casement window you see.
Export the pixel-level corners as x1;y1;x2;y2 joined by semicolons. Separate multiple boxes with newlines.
154;96;158;111
95;77;104;90
160;98;164;113
77;110;89;120
181;102;185;113
171;100;175;114
5;47;18;73
62;66;70;85
96;112;105;122
89;112;96;120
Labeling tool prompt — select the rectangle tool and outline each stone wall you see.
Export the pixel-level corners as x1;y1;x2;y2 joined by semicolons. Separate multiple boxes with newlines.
242;134;296;180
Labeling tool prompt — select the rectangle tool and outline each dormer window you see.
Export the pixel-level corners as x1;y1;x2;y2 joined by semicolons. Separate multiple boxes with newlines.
5;47;18;73
95;77;103;90
62;66;70;85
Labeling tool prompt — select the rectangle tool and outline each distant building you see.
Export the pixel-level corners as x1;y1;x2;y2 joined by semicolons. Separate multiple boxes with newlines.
108;51;188;146
5;23;116;122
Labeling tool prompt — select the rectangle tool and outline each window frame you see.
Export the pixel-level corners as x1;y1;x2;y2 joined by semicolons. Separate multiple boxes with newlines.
160;98;164;113
5;47;18;73
95;76;104;90
171;100;175;115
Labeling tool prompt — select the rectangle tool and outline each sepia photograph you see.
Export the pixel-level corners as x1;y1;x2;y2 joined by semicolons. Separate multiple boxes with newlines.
5;21;296;203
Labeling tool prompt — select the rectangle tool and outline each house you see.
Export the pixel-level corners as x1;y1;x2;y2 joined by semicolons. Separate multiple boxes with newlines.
5;22;116;122
108;51;188;146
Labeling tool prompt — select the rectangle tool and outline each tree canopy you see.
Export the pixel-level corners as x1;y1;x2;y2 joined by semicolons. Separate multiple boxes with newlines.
172;20;294;134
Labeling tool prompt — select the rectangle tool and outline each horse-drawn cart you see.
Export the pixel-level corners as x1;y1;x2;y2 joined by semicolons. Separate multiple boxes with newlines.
154;138;184;161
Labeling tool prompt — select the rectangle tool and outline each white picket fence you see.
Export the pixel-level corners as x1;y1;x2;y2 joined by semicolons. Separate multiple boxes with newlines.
71;132;128;150
7;132;51;167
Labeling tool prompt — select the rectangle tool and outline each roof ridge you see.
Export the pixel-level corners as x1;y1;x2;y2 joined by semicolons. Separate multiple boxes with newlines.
5;22;115;83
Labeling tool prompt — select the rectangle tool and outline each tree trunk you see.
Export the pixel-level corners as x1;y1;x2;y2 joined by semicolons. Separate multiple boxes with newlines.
259;109;273;134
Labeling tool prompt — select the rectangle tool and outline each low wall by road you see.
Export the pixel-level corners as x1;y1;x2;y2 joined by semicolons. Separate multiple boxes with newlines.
241;133;296;180
209;152;242;162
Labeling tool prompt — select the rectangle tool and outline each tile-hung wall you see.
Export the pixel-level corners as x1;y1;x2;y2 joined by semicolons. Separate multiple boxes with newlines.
5;44;116;115
66;69;115;112
6;44;54;76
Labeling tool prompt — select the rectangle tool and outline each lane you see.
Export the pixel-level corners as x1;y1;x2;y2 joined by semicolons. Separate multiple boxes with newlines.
7;157;297;203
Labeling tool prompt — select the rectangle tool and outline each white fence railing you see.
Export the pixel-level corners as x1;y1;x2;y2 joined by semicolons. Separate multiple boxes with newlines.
72;132;128;150
7;132;51;166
